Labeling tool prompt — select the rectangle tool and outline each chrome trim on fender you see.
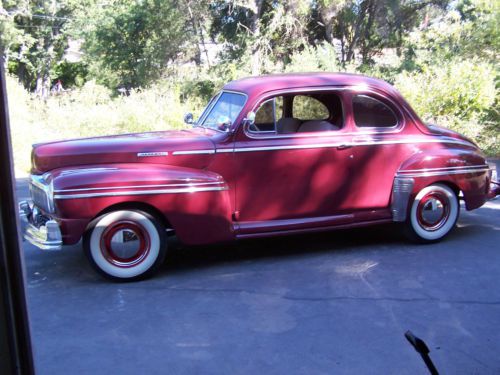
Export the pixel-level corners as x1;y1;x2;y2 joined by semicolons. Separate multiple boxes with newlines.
137;152;168;157
54;185;228;199
54;181;224;193
396;166;489;178
391;177;415;222
172;149;216;155
398;165;488;173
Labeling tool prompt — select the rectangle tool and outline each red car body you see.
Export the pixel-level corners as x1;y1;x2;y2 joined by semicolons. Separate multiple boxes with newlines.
20;73;499;280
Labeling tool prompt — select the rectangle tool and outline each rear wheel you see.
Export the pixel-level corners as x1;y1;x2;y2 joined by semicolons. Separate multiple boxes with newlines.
405;183;459;243
83;209;167;281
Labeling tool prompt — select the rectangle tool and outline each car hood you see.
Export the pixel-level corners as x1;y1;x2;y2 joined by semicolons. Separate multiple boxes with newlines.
31;128;217;174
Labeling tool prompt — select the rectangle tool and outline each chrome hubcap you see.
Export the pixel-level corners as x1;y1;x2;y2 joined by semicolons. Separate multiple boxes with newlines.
101;221;150;267
417;193;450;231
109;229;142;259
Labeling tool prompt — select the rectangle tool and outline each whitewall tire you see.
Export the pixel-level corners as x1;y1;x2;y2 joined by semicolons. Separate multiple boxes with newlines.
84;209;167;281
405;183;459;243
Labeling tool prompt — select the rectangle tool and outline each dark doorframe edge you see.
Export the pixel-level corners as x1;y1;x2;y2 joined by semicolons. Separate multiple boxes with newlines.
0;63;35;373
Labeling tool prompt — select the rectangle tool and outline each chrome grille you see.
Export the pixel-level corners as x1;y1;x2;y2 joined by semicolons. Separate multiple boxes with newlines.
29;175;53;213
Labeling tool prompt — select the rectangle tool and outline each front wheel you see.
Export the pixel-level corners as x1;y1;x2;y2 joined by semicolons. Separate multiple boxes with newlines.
83;209;167;281
404;183;459;243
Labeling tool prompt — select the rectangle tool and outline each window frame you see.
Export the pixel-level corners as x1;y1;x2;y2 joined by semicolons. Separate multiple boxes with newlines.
247;97;281;135
197;90;248;133
351;93;401;131
243;87;347;139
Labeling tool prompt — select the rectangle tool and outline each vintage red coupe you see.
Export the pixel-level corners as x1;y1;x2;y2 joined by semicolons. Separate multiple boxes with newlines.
19;73;499;280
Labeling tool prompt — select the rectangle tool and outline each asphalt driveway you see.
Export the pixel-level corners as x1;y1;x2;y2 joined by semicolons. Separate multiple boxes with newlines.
16;178;500;375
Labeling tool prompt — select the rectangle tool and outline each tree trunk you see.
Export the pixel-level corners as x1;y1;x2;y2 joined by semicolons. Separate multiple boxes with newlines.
250;0;264;75
345;1;369;63
185;0;202;65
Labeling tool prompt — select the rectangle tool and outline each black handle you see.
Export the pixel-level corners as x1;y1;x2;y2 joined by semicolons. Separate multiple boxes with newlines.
405;330;439;375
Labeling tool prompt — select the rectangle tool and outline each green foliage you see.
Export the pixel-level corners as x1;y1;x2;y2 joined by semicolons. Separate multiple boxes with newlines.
51;61;88;88
81;0;189;89
6;75;204;173
395;59;498;154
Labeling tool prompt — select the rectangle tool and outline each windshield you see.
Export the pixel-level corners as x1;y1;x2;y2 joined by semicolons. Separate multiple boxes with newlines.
200;91;246;130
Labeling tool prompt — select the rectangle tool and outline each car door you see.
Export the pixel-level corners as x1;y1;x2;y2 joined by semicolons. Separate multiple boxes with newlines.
346;91;409;211
232;89;356;234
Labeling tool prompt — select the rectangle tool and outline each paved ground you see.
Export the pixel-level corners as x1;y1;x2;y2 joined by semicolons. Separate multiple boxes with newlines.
16;179;500;375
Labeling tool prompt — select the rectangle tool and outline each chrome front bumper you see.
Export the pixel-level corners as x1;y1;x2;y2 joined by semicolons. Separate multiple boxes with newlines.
19;201;62;251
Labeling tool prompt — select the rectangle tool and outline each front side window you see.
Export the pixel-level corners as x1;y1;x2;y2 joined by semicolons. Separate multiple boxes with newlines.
293;95;329;121
352;95;398;128
252;96;284;132
200;92;246;130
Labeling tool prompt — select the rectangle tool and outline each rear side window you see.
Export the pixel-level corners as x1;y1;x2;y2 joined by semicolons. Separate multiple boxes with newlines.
353;95;397;128
293;95;329;120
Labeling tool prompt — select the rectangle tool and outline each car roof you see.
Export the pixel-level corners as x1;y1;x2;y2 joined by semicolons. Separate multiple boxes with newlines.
223;72;399;97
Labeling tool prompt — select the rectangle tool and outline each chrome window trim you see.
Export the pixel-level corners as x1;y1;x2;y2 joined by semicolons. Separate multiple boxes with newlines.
197;90;248;133
352;94;400;130
247;97;279;135
244;86;348;140
242;85;404;140
54;185;228;200
54;181;225;193
196;92;221;126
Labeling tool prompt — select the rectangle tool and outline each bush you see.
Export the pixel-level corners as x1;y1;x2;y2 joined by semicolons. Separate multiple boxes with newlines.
6;75;205;174
395;59;498;155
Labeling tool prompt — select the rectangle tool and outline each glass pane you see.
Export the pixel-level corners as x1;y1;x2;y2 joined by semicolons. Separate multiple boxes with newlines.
255;100;274;124
293;95;329;120
353;95;397;128
201;92;246;129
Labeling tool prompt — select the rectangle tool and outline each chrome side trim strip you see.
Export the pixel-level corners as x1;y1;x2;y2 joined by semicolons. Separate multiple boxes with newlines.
54;181;224;193
396;167;489;178
227;137;474;154
172;149;216;155
215;148;234;153
54;186;228;199
137;152;168;157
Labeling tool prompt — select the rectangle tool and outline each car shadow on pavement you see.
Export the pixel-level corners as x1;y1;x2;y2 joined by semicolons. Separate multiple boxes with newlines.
158;223;408;278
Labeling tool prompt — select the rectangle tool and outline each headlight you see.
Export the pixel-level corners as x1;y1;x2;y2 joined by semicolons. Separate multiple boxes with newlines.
29;174;55;213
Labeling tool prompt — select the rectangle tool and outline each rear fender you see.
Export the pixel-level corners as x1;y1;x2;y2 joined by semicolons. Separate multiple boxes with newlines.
391;149;490;221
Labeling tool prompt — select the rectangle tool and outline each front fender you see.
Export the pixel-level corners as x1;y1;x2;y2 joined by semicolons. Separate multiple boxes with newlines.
50;163;234;245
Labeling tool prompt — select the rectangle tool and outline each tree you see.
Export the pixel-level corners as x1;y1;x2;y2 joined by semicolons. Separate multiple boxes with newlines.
210;0;312;75
3;0;79;96
81;0;189;90
317;0;449;66
0;0;30;68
